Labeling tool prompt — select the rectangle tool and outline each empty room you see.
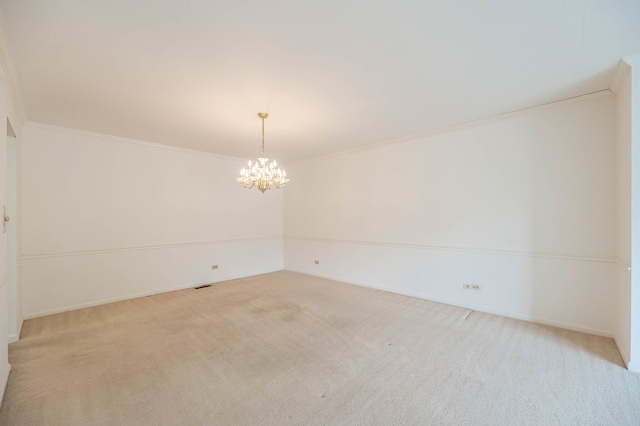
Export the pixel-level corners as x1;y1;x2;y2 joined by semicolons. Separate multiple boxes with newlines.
0;0;640;424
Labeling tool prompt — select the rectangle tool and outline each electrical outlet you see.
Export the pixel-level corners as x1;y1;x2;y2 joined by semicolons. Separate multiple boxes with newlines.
314;260;319;265
463;283;481;291
211;265;218;270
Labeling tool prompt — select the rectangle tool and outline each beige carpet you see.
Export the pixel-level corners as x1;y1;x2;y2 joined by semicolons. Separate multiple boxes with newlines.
1;271;639;425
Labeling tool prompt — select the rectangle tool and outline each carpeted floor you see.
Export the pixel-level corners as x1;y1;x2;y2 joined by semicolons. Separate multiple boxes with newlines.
1;271;639;425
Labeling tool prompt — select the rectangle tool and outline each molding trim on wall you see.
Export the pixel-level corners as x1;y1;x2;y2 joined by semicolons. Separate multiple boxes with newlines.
284;236;617;264
614;335;631;368
24;121;248;162
0;363;9;407
613;54;640;95
618;257;632;267
285;268;614;338
22;236;283;260
7;318;23;343
627;361;640;374
0;10;25;128
289;90;613;167
623;53;640;68
611;60;632;95
23;268;283;320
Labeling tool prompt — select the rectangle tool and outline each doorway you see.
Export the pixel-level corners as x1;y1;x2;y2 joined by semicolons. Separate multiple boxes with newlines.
6;119;20;342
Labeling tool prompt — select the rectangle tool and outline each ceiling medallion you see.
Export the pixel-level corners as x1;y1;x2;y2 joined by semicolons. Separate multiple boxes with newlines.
237;112;289;193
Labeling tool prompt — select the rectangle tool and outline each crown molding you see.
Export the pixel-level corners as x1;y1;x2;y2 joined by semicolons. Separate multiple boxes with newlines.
622;53;640;67
0;8;25;129
289;90;613;167
25;121;249;162
611;59;632;95
612;53;640;95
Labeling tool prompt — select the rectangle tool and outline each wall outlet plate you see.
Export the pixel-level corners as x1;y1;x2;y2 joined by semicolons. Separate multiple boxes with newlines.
463;283;481;291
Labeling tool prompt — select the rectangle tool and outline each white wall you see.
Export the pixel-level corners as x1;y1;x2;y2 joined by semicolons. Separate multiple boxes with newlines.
615;62;632;366
21;124;283;318
284;92;617;337
628;55;640;373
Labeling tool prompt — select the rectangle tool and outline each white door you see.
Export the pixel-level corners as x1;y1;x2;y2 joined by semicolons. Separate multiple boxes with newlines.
0;84;10;401
6;135;18;342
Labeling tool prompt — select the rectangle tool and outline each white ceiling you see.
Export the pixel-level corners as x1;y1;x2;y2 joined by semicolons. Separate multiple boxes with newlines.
1;0;639;163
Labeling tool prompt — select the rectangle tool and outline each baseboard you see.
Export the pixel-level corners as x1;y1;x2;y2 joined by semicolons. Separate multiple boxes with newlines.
613;336;631;368
627;361;640;374
284;268;614;338
8;318;23;343
0;364;10;407
24;269;284;320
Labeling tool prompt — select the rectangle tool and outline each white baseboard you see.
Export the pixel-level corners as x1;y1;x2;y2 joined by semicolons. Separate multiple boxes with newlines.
284;268;614;338
613;336;631;368
627;361;640;374
24;269;283;320
0;363;10;406
8;318;23;343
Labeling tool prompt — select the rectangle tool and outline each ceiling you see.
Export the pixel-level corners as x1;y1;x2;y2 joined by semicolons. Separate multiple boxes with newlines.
1;0;639;164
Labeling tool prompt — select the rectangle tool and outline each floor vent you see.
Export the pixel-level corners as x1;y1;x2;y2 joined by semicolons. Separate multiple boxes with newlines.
194;284;212;290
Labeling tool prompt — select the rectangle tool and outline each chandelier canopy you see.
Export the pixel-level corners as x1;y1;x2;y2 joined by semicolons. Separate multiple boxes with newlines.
237;112;289;193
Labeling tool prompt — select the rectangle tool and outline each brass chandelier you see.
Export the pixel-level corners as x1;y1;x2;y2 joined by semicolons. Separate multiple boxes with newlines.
237;112;289;193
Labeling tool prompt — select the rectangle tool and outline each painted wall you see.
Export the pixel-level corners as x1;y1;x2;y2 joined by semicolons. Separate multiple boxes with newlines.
21;124;283;318
628;56;640;373
615;63;632;366
284;92;617;337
